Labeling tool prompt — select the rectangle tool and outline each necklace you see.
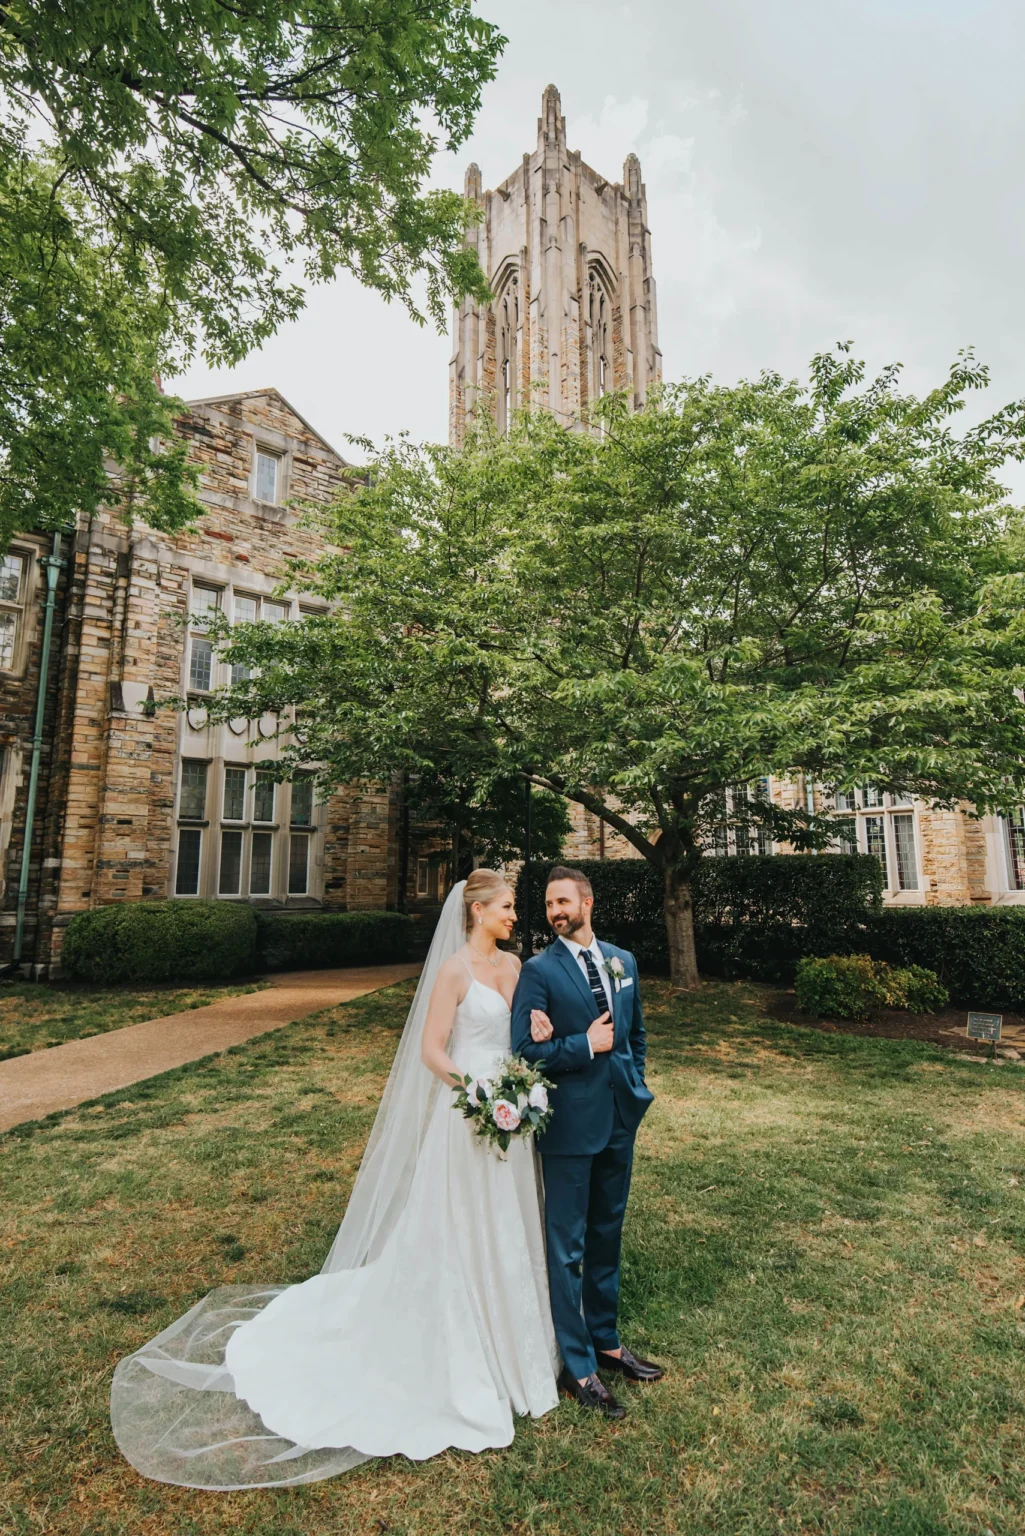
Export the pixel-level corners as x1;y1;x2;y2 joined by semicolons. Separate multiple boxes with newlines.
467;941;501;970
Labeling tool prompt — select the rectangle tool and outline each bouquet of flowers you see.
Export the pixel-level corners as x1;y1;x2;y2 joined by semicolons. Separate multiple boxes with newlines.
451;1055;555;1157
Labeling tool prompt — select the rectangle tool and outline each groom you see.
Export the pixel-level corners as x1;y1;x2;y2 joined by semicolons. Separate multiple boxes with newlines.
511;865;663;1418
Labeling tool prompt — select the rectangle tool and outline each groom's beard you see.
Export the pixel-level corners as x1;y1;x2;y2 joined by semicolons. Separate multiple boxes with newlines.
549;910;586;939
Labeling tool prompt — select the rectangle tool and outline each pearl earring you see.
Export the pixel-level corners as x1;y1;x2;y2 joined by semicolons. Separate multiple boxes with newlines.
477;915;483;925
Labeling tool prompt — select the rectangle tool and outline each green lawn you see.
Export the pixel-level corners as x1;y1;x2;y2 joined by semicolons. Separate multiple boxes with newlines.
0;978;268;1058
2;979;1025;1536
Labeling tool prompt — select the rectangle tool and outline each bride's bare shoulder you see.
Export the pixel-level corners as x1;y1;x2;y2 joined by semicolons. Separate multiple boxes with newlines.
435;951;469;983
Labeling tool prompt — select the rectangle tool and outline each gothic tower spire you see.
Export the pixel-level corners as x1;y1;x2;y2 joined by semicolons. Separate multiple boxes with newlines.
449;86;661;447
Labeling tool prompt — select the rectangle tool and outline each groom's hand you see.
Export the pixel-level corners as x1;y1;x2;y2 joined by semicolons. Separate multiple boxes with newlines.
587;1012;614;1054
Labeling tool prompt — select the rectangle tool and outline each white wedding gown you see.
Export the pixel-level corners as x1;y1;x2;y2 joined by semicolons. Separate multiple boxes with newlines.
111;959;559;1488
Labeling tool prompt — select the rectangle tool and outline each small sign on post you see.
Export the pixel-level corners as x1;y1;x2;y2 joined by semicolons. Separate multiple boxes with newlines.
967;1012;1002;1043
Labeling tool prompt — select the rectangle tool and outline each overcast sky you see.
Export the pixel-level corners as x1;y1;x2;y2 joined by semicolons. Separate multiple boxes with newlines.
174;0;1025;488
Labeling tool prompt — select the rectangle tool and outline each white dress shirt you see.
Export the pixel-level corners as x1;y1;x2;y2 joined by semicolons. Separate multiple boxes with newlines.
559;934;613;1059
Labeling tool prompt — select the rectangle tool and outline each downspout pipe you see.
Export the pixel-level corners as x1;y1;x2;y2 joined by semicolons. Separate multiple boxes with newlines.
13;531;65;968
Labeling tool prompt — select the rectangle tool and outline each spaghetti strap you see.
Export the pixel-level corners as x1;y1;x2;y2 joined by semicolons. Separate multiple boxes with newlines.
458;950;476;982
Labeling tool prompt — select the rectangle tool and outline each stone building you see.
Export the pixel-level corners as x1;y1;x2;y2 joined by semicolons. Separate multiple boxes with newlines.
450;83;661;445
0;389;425;973
0;88;1019;975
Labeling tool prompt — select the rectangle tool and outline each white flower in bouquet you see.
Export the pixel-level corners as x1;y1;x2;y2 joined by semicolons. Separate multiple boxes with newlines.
451;1054;553;1156
493;1099;522;1133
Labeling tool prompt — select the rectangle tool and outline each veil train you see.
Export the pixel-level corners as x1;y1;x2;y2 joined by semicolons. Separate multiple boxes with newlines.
111;883;471;1488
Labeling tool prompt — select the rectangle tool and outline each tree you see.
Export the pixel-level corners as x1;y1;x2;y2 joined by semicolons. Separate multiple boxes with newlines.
205;350;1025;986
403;771;570;882
0;0;501;534
0;150;198;540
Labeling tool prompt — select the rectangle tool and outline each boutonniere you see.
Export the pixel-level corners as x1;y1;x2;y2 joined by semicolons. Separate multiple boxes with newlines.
603;955;627;992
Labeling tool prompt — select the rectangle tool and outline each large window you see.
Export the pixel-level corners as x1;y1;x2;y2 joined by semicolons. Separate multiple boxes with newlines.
831;788;920;891
288;834;310;894
175;828;203;895
864;814;887;870
588;267;614;425
494;272;519;436
250;832;274;895
255;450;281;504
179;760;208;820
219;830;244;894
1004;809;1025;891
0;551;27;671
253;771;276;823
708;783;774;858
175;761;208;894
185;580;295;695
189;637;214;691
291;775;314;826
200;767;313;901
222;766;247;821
892;813;919;891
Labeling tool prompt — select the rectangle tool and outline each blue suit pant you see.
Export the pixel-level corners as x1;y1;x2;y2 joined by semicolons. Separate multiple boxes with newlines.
541;1102;635;1381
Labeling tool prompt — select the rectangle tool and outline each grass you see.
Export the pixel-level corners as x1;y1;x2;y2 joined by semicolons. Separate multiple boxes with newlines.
0;978;269;1058
2;978;1025;1535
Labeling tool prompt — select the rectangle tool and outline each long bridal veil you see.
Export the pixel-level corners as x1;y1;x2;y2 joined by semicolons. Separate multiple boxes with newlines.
111;883;470;1489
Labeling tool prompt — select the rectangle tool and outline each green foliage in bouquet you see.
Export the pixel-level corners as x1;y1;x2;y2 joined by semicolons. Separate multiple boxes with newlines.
451;1055;554;1157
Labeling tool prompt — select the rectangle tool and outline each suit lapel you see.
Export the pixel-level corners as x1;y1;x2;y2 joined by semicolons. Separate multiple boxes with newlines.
598;941;624;1036
552;939;601;1018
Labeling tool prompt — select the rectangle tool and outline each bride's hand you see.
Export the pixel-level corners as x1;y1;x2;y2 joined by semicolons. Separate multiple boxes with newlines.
530;1009;554;1042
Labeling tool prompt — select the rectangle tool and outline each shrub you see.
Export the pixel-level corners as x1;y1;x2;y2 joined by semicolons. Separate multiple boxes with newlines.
515;855;883;978
893;964;950;1014
864;906;1025;1009
795;954;948;1019
61;900;258;985
796;955;890;1019
256;910;413;972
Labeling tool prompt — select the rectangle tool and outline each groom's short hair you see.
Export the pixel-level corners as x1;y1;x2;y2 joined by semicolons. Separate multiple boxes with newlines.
547;865;593;899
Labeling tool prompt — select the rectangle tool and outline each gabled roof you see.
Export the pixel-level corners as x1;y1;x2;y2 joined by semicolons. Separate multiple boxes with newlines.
183;387;348;465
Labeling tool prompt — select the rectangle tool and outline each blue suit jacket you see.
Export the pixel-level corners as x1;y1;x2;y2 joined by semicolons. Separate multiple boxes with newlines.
511;939;654;1157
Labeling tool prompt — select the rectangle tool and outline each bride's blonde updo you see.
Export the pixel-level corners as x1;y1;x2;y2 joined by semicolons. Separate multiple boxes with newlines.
462;869;510;934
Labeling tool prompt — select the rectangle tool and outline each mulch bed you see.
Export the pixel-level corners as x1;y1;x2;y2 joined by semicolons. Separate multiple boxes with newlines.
762;987;1025;1057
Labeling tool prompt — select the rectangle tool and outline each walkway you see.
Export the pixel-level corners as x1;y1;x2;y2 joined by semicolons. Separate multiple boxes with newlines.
0;963;421;1133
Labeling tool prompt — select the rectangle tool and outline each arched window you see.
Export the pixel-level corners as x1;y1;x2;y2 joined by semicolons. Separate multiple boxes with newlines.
588;266;614;431
494;272;519;434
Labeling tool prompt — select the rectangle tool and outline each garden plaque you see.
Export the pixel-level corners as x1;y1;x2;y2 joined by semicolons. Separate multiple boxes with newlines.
966;1012;1002;1042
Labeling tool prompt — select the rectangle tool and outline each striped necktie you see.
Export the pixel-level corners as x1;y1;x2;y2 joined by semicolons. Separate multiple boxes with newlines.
579;947;609;1016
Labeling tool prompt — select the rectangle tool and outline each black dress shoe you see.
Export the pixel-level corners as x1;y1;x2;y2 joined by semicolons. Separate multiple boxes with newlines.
597;1346;665;1383
558;1367;627;1418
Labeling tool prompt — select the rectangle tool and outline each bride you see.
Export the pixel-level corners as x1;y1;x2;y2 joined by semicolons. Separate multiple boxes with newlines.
111;870;560;1488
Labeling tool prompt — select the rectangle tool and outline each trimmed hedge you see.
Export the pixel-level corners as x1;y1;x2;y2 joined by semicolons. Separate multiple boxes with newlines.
517;857;1025;1006
256;910;413;972
61;900;259;985
694;855;884;982
864;907;1025;1010
515;854;884;979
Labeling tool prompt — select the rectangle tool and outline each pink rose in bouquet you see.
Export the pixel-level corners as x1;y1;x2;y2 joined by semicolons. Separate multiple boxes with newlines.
493;1099;522;1133
451;1054;554;1156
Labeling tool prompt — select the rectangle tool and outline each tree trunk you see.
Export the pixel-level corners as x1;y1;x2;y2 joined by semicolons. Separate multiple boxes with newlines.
664;864;700;989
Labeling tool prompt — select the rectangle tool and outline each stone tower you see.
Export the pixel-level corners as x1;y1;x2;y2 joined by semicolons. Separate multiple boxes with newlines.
449;84;661;446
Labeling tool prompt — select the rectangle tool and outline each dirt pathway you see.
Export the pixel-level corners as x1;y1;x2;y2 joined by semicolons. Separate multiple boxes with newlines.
0;963;421;1132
